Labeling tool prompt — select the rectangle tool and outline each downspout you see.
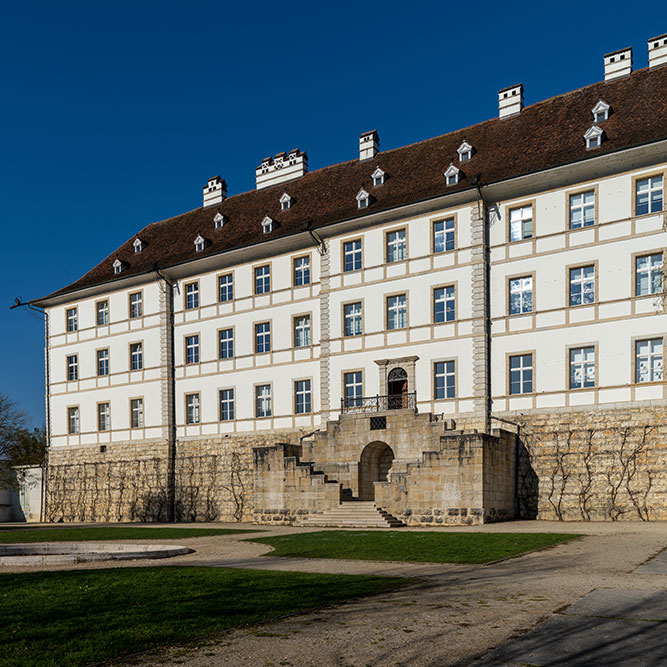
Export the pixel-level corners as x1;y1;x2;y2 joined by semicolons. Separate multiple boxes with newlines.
154;266;176;522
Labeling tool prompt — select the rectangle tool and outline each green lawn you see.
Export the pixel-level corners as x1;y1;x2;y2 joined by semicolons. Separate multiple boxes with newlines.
0;526;259;543
250;530;580;564
0;567;404;667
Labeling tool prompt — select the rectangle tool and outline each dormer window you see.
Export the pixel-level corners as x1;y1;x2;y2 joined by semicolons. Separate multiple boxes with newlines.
194;234;206;252
261;215;274;234
280;193;292;211
444;164;460;186
133;238;144;253
592;100;610;123
372;167;385;187
584;126;604;150
214;212;226;229
457;141;473;162
356;188;370;209
112;258;124;275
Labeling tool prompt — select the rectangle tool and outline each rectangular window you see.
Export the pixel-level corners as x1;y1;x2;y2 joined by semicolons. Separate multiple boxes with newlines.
219;328;234;359
509;354;533;395
344;302;362;336
185;335;199;364
129;292;143;318
295;379;312;414
66;308;78;332
97;402;110;431
434;361;456;399
635;253;663;296
433;218;455;253
294;256;311;286
218;273;234;302
434;286;455;323
343;240;362;272
185;282;199;309
343;371;363;408
570;346;595;389
635;175;663;215
509;276;533;315
635;338;663;383
186;393;200;424
387;294;407;330
97;349;109;376
96;301;109;326
67;407;80;434
294;316;311;347
130;398;144;428
569;266;595;306
130;343;143;370
256;384;272;417
509;205;533;241
386;229;407;263
255;265;271;294
255;322;271;353
569;191;595;229
219;388;235;421
67;355;78;381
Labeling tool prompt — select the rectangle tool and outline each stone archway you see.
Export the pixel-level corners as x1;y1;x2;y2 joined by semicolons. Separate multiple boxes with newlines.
358;441;394;501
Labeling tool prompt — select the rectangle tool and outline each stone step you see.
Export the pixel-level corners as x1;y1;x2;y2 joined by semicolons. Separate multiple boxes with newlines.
296;503;406;528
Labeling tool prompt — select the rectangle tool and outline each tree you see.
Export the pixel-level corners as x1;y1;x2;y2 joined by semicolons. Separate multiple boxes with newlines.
0;393;46;489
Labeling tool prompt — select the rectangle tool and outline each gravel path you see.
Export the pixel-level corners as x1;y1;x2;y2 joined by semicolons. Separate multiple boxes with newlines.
3;521;665;666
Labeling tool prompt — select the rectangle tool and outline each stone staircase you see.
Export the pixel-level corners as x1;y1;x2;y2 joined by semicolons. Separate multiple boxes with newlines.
296;501;406;528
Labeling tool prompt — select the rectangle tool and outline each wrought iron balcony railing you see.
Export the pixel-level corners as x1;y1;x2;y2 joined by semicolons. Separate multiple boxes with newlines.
340;392;417;414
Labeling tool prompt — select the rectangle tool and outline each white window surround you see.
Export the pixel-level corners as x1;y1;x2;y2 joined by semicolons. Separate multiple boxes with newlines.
444;164;460;186
356;188;370;209
214;212;226;229
133;237;144;253
584;125;604;149
591;100;610;123
457;141;473;162
371;167;386;186
279;192;292;210
194;234;206;252
261;215;274;233
112;258;123;275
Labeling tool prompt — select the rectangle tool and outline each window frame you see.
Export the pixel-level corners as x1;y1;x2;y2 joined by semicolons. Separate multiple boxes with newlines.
97;401;111;432
129;342;143;371
632;250;664;297
67;405;80;434
185;392;201;425
567;187;597;229
66;354;78;381
219;387;235;421
95;299;109;326
433;359;456;400
293;314;312;348
385;292;408;331
218;327;234;360
293;254;312;287
66;307;78;333
432;284;456;324
566;262;597;307
507;273;535;316
184;333;200;365
567;344;597;391
432;216;457;254
294;378;313;415
633;172;664;217
128;291;143;319
507;351;535;396
342;300;363;337
255;383;273;418
632;335;664;385
342;238;363;273
96;348;110;377
254;321;271;354
254;264;271;295
130;397;144;429
184;281;200;310
385;227;408;264
217;272;234;303
342;370;364;409
506;201;535;243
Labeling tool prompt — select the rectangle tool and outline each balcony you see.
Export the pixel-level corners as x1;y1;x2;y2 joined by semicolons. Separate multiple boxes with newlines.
340;392;417;414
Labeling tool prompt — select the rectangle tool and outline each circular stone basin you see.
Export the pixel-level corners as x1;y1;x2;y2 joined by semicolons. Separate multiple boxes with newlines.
0;542;192;566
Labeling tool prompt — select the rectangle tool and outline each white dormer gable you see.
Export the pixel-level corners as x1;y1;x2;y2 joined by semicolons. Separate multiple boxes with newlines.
214;212;225;229
356;188;370;209
457;140;473;162
444;164;460;186
133;237;144;253
372;167;385;186
261;215;274;233
279;192;292;211
112;258;123;275
194;234;206;252
584;125;604;149
592;100;610;123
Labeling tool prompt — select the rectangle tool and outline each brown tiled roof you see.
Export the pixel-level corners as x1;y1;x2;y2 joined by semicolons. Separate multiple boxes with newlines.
40;66;667;302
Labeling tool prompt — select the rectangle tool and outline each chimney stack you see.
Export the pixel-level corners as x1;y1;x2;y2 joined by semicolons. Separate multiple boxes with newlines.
255;148;308;190
648;34;667;69
359;130;379;161
498;84;523;119
202;176;227;208
604;47;632;81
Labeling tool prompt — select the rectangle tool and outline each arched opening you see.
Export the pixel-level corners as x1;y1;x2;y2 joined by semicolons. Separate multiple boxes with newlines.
358;441;394;501
387;367;408;409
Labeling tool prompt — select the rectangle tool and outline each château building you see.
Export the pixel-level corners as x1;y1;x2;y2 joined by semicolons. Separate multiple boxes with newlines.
34;38;667;525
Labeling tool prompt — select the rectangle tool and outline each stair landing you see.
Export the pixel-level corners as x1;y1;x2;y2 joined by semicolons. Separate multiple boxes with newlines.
296;501;406;528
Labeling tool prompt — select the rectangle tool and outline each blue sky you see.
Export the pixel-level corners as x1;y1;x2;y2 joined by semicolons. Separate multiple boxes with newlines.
0;1;664;426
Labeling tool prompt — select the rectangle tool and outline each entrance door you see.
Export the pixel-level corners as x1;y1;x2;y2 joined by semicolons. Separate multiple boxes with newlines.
387;367;408;409
358;441;395;501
